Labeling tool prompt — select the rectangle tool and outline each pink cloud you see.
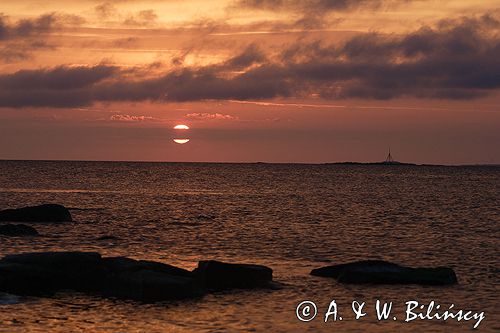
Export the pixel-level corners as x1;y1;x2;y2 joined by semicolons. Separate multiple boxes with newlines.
185;113;237;120
110;114;155;122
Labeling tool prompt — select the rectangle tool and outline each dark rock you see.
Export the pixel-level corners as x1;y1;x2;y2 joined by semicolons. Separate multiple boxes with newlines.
104;269;202;301
96;235;119;241
311;260;457;285
0;252;201;301
0;204;72;223
101;257;200;300
0;252;278;301
102;257;193;278
196;214;215;220
311;260;400;278
2;251;102;268
0;224;38;236
1;251;105;292
0;262;60;296
193;260;273;290
138;260;193;278
101;256;142;271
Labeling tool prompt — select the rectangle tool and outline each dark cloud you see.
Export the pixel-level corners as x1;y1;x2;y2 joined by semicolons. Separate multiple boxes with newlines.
0;13;85;41
0;65;117;90
234;0;414;28
0;12;85;62
123;9;158;27
224;43;266;69
94;64;290;102
111;36;139;47
0;47;29;62
0;15;498;107
236;0;383;12
0;40;55;63
95;2;118;20
0;65;118;107
274;14;500;99
0;13;55;40
94;2;158;27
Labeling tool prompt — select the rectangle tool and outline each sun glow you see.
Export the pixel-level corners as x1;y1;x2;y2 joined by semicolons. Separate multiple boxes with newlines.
173;139;190;144
174;124;190;130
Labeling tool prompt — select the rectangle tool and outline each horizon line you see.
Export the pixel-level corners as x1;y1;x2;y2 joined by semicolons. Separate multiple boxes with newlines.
0;158;498;167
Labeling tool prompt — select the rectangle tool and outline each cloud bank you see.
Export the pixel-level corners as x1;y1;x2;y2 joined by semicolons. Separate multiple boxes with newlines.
0;14;498;107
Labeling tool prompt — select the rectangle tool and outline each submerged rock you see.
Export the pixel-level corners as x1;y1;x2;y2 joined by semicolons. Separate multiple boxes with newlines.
0;224;39;236
0;204;72;223
193;260;273;290
310;260;457;285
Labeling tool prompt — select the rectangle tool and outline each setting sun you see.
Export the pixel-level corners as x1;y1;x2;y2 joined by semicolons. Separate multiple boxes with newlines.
0;1;498;332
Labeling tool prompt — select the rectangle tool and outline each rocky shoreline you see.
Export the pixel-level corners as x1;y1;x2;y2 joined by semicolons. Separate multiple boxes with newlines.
0;251;275;302
0;204;459;303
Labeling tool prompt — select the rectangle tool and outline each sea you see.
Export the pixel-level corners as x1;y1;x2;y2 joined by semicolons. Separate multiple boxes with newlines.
0;160;498;332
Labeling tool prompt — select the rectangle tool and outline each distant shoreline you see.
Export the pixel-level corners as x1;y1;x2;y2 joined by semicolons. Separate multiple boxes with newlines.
0;159;498;167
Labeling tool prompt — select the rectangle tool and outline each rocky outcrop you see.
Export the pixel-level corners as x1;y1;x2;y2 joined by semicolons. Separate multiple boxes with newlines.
103;267;201;301
0;224;38;236
100;257;201;301
0;252;200;301
311;260;457;285
193;260;273;290
102;257;193;278
1;252;105;294
96;235;119;241
0;204;72;223
0;252;275;302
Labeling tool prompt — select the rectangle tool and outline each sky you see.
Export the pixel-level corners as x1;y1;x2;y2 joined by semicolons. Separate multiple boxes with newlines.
0;0;499;164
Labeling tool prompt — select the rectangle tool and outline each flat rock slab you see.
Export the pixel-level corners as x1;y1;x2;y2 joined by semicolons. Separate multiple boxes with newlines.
0;224;39;236
311;260;457;285
1;252;106;293
96;235;119;241
102;257;193;278
105;269;202;301
193;260;273;290
2;251;102;267
0;204;72;223
0;252;200;301
0;252;275;302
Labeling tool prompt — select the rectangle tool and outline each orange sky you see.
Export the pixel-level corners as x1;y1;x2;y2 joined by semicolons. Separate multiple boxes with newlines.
0;0;499;164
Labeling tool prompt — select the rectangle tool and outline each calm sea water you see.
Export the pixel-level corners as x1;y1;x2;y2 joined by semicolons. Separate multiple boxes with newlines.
0;160;498;332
